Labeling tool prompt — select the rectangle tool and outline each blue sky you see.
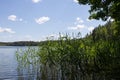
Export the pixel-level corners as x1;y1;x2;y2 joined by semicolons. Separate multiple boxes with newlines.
0;0;106;42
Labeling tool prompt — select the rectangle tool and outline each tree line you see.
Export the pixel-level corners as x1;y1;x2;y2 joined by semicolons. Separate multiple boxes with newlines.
16;21;120;80
0;41;39;46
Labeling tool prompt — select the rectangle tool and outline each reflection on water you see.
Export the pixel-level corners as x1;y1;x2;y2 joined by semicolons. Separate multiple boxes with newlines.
0;46;37;80
0;46;60;80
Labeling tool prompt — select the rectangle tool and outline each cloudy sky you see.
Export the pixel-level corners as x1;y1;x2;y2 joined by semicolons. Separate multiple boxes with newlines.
0;0;106;42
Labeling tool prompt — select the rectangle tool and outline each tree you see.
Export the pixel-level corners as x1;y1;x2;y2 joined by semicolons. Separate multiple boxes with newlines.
78;0;120;21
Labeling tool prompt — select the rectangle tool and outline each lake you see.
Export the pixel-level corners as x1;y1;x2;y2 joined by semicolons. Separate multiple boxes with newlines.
0;46;37;80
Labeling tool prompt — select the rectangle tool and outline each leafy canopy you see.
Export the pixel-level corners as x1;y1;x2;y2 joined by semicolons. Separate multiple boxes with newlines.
78;0;120;21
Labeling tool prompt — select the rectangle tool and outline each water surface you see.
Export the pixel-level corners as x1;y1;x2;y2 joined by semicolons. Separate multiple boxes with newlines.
0;46;35;80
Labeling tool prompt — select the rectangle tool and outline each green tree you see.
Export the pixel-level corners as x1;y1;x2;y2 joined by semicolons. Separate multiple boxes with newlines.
78;0;120;21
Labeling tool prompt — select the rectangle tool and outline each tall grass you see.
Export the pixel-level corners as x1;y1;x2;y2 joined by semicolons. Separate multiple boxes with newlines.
16;33;120;80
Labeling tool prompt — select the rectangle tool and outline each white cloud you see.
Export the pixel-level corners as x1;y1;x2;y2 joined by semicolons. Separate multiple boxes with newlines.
67;17;96;37
45;34;57;39
8;15;17;21
48;34;56;38
73;0;79;3
32;0;42;3
88;26;94;31
19;18;23;21
68;17;85;30
8;15;23;22
43;33;65;40
0;27;15;33
74;17;84;24
76;17;84;23
35;16;50;24
68;24;85;30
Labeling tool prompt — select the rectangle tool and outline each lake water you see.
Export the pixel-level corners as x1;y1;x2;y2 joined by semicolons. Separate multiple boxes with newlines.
0;46;37;80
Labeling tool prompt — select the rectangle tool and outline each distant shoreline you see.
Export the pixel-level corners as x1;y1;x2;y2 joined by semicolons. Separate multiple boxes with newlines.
0;41;40;46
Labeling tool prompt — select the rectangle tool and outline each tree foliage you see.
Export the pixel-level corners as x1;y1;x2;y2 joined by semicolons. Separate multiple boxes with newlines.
78;0;120;21
16;21;120;80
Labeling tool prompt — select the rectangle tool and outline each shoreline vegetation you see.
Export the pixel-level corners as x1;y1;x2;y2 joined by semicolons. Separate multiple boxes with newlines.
16;21;120;80
0;41;48;46
0;41;38;46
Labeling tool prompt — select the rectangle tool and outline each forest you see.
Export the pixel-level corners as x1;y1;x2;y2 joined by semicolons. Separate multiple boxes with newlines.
16;21;120;80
